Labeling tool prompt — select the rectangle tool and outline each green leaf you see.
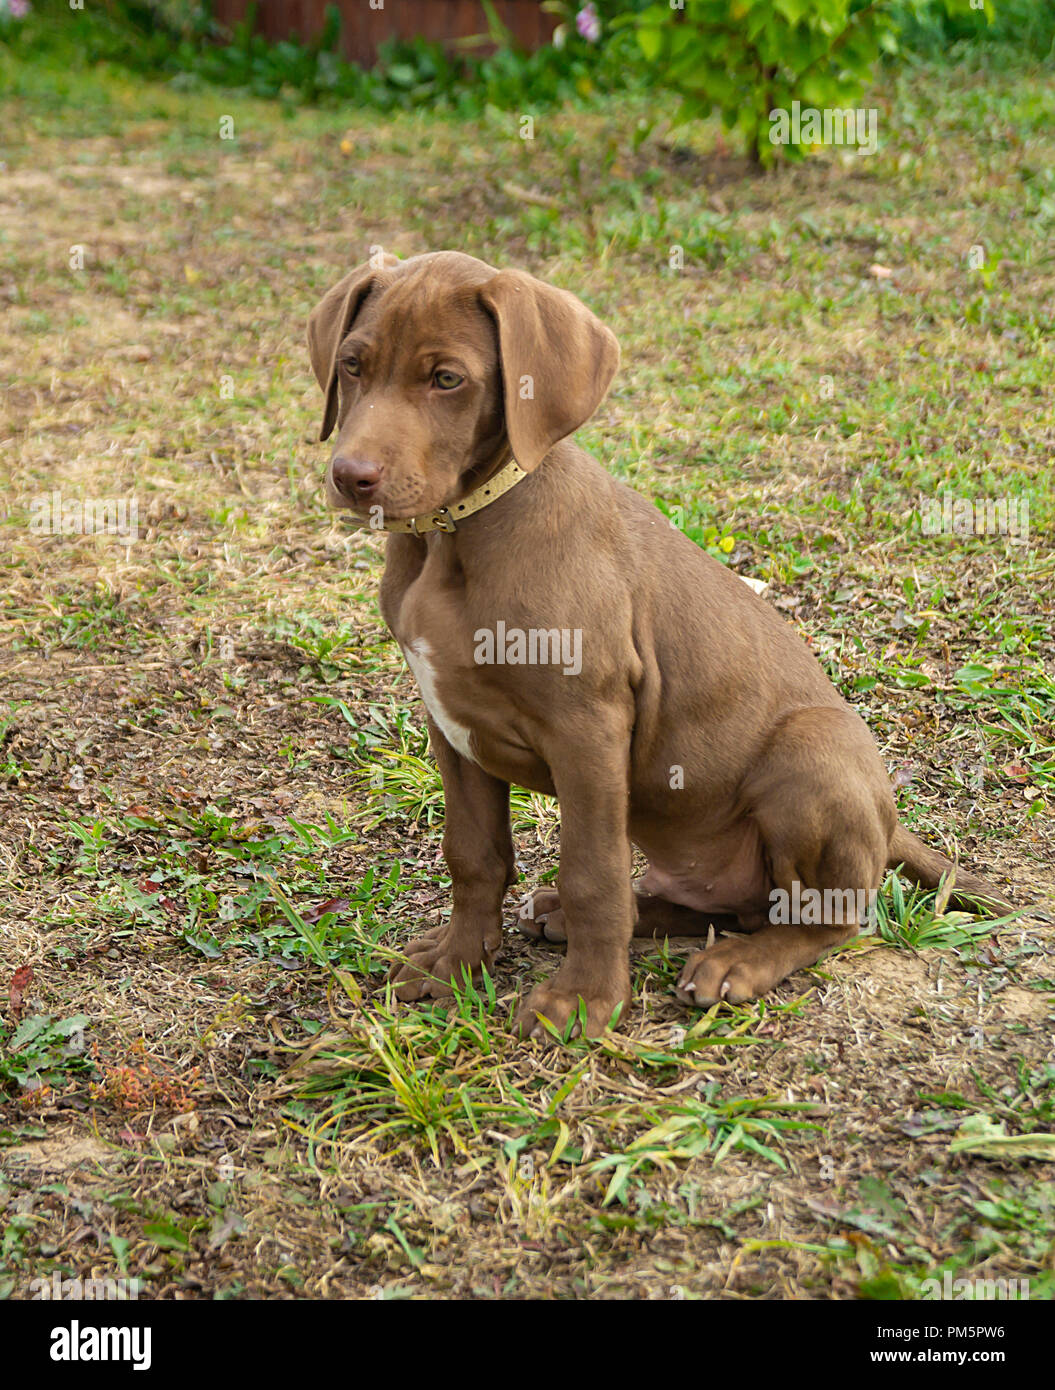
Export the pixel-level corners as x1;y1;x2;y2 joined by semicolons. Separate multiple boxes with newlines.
637;27;664;62
772;1;811;32
143;1218;191;1251
10;1016;51;1051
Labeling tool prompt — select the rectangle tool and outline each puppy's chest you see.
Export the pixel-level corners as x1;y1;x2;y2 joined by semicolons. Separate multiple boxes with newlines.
387;582;490;766
399;635;479;762
385;562;554;788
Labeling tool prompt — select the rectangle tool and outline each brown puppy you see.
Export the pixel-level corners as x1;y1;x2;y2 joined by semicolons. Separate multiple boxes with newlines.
307;250;1012;1037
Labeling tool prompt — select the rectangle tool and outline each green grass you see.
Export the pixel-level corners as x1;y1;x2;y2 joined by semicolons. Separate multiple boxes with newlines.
280;976;823;1189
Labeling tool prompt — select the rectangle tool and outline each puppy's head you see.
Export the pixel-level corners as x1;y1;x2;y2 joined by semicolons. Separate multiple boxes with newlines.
306;250;619;522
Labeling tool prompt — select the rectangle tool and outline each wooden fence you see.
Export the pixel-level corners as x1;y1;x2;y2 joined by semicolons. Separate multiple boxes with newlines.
210;1;558;68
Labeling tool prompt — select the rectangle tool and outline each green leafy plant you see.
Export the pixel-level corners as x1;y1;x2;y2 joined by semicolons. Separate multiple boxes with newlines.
4;0;645;112
890;0;1055;58
0;1014;93;1092
590;1087;823;1203
626;0;994;166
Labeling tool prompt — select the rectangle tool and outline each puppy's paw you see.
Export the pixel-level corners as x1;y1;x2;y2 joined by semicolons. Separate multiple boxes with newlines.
515;889;566;944
514;973;629;1041
388;925;499;1002
675;935;782;1007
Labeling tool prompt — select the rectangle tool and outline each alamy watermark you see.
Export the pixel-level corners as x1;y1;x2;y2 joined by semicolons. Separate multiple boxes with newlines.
769;101;878;156
28;491;139;541
474;622;582;676
920;1272;1029;1301
920;494;1029;541
769;883;877;927
30;1273;140;1301
49;1320;151;1371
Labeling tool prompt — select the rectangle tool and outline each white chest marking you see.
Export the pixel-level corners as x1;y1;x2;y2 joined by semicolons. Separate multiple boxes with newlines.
402;638;478;764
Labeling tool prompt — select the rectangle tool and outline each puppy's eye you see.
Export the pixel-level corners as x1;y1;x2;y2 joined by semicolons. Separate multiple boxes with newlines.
433;369;464;391
343;356;360;377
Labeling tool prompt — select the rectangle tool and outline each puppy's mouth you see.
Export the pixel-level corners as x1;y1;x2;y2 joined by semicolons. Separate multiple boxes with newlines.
324;468;435;523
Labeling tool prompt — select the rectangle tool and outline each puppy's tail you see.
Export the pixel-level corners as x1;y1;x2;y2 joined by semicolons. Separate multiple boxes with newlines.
888;826;1013;916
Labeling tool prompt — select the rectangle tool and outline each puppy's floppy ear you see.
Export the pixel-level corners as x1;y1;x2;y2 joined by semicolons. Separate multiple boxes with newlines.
306;253;399;441
478;269;620;472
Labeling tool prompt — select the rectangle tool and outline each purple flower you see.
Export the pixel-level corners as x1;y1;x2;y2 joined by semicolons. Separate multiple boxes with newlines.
9;0;32;17
575;3;601;43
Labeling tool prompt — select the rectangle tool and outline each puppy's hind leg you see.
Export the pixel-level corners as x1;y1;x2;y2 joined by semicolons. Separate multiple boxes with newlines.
675;705;894;1007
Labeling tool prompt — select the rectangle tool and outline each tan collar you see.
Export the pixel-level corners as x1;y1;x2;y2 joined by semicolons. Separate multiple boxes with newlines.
371;457;528;535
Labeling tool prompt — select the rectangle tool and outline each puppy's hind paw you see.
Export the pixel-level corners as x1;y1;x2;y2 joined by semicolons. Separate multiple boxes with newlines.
515;889;567;944
675;937;781;1008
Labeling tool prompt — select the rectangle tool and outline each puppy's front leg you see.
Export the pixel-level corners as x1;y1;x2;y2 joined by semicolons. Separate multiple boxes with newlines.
516;739;634;1038
389;716;514;1001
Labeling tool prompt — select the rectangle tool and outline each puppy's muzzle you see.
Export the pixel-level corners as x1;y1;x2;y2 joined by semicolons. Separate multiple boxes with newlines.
331;455;383;502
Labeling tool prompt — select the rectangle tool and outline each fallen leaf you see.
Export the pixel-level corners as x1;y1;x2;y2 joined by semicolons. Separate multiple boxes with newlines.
208;1209;247;1250
8;965;33;1022
302;897;350;924
738;575;769;596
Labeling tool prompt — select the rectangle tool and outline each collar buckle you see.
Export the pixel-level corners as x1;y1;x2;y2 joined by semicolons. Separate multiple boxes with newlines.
408;508;456;536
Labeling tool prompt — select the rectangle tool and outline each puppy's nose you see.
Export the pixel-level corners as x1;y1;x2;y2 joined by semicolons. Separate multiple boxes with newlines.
331;455;383;501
